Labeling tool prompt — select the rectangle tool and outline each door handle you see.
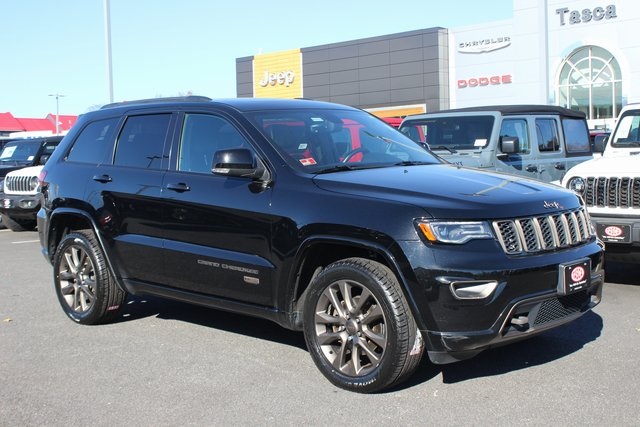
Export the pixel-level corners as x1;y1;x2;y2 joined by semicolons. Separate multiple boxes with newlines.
554;163;566;170
525;164;538;172
165;182;191;192
92;174;112;183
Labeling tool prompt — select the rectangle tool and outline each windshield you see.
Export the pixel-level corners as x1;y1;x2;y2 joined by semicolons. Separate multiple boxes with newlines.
610;111;640;148
245;108;440;173
399;115;494;152
0;140;41;164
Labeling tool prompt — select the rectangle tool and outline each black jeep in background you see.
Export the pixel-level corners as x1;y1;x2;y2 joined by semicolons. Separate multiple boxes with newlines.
37;97;603;393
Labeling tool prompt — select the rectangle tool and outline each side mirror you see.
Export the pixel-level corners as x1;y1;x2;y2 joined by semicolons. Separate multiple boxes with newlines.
500;136;519;154
212;148;261;179
593;135;608;153
39;154;51;165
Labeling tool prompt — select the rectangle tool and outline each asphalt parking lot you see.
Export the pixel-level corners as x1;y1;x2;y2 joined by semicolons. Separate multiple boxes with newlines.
1;229;639;426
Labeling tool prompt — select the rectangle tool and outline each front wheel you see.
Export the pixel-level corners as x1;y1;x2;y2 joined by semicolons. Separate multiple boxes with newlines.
52;230;126;325
303;257;423;393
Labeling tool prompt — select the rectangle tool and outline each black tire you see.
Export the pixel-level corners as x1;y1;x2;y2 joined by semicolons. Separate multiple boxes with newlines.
0;214;36;232
303;257;424;393
53;230;127;325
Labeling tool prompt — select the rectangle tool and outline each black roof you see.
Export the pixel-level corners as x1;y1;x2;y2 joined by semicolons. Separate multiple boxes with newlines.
420;104;586;119
99;96;355;113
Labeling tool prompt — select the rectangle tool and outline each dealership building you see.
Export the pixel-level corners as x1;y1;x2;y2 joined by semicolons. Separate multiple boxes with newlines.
236;0;638;130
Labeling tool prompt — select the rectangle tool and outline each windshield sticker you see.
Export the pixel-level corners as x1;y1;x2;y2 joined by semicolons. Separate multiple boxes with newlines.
27;156;35;161
298;143;308;150
474;138;488;147
299;158;317;166
1;146;16;158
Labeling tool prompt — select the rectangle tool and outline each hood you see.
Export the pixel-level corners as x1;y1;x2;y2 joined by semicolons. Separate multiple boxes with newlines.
566;153;639;178
312;164;580;220
0;165;25;178
5;165;43;178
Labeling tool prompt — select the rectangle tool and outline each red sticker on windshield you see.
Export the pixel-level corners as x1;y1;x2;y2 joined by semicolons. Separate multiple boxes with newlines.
300;158;317;166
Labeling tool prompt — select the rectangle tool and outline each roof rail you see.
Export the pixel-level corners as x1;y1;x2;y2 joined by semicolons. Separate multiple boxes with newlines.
100;95;212;110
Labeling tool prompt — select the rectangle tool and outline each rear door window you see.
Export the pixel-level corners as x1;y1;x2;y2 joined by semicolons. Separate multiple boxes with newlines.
114;114;172;169
535;118;560;152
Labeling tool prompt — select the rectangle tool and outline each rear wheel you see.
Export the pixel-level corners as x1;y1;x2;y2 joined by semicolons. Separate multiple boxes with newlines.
53;230;126;324
303;257;423;393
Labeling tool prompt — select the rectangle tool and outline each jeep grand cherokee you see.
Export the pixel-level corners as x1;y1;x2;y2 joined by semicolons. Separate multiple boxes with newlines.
37;97;604;393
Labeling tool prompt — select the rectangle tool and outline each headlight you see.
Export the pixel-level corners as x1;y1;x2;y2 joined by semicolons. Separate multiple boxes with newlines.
29;176;40;191
567;177;585;195
417;221;494;244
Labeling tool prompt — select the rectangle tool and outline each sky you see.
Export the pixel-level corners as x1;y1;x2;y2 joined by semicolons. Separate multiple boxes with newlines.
1;0;512;118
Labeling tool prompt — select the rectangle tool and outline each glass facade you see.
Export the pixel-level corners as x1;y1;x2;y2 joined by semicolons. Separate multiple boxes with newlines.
557;46;622;121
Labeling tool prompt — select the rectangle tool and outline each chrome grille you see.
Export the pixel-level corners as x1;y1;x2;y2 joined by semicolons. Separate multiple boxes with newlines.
493;208;593;255
5;175;35;192
583;177;640;208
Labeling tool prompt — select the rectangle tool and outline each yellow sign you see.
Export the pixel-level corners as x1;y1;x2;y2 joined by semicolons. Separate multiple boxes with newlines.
253;49;302;98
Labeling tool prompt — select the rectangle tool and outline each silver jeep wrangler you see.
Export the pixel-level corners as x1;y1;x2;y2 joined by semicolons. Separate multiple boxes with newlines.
399;105;594;183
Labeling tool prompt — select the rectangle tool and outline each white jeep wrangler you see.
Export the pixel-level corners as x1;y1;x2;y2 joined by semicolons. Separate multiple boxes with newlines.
0;165;43;231
562;104;640;262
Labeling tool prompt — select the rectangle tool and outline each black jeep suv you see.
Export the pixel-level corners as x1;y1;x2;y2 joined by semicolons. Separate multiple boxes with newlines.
38;97;604;393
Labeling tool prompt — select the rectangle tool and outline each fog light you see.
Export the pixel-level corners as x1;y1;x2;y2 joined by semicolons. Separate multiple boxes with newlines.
449;280;498;300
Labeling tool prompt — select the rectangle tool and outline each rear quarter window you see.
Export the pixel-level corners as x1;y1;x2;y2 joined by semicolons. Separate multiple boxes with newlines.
66;118;119;164
562;118;591;153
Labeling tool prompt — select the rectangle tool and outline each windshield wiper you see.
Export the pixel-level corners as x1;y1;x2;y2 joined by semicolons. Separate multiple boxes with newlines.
314;164;357;174
394;161;434;166
431;145;458;154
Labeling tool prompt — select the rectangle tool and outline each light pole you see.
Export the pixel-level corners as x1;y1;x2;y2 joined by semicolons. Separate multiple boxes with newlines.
48;93;65;135
104;0;114;103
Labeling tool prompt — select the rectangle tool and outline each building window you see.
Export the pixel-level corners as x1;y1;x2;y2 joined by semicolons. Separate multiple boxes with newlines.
557;45;622;123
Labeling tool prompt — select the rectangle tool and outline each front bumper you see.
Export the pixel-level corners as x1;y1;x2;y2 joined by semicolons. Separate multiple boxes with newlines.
397;238;604;364
0;194;41;219
425;280;603;364
590;214;640;261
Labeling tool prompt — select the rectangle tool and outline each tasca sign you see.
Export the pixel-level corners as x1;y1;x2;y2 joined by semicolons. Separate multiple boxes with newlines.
253;49;302;98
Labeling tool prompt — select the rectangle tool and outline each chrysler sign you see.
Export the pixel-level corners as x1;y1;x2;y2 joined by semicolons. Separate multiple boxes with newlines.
458;36;511;54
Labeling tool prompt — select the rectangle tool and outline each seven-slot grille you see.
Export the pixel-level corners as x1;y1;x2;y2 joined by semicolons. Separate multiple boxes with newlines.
493;207;593;255
583;177;640;208
5;175;36;193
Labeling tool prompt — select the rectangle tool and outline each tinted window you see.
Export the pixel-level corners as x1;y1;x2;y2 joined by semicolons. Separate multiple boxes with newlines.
562;118;591;153
500;119;530;154
179;114;250;173
535;118;560;152
66;118;118;164
114;114;171;169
